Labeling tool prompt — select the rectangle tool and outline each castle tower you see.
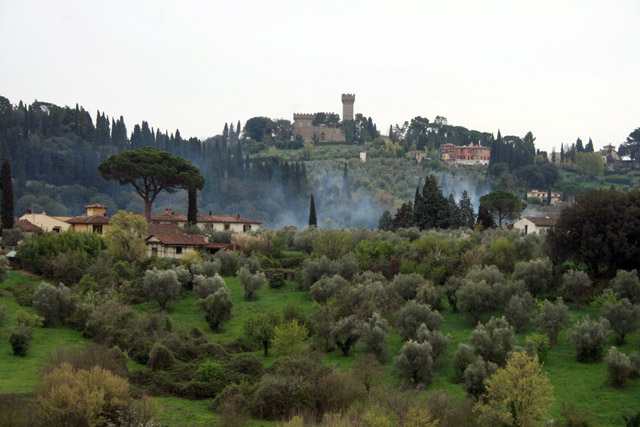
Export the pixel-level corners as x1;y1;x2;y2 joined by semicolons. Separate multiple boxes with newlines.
341;93;355;121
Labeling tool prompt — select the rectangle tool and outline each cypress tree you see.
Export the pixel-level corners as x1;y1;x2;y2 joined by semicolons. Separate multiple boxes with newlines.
223;123;229;143
187;185;198;225
237;121;241;138
308;193;317;227
1;160;14;230
458;190;476;229
585;138;594;153
342;163;350;198
576;138;584;153
448;194;460;228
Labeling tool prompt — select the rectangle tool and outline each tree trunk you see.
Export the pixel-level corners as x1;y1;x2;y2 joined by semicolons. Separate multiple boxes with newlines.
263;342;269;357
145;200;152;224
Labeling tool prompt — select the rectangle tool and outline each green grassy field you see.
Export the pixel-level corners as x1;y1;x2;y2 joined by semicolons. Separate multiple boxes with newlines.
2;269;640;425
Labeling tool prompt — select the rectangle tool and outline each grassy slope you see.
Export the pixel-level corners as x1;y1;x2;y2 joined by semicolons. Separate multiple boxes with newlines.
3;270;640;425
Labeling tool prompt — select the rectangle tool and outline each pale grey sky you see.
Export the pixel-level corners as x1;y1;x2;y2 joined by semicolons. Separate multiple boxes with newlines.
1;0;638;152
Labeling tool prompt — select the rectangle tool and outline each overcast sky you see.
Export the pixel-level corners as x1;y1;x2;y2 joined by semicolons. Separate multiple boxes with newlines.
1;0;638;152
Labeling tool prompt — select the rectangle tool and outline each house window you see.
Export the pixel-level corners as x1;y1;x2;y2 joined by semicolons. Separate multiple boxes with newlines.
524;225;528;235
152;247;158;256
93;225;103;234
224;224;230;230
53;227;61;233
176;247;183;255
243;224;251;232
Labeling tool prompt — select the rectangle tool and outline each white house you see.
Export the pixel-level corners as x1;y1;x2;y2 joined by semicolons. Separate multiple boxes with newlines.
146;210;261;232
513;216;558;235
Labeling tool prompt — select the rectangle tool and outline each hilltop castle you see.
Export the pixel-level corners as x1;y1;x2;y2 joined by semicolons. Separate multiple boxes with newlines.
293;94;355;143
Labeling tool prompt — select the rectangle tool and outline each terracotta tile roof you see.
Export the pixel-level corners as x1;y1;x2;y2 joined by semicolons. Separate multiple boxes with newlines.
85;203;108;208
206;242;233;249
65;215;111;225
146;233;208;246
148;223;185;235
15;219;41;232
524;216;558;227
144;212;262;225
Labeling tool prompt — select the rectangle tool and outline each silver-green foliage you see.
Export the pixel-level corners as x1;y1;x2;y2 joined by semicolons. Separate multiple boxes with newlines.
309;274;348;303
32;282;72;325
393;340;434;385
463;356;498;398
392;273;425;301
611;269;640;304
197;288;233;331
601;298;640;345
569;316;610;363
506;292;535;333
193;273;227;299
605;347;635;388
189;259;221;277
395;300;443;340
562;269;591;306
358;312;389;361
512;258;553;297
142;268;181;309
535;297;570;346
237;266;266;301
415;323;450;364
469;316;516;367
456;280;494;323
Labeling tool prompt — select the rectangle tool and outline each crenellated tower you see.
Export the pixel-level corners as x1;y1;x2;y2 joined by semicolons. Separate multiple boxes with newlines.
341;93;355;121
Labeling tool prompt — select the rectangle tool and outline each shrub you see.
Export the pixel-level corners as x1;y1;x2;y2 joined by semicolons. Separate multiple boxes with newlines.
142;267;180;310
393;340;434;386
506;292;535;333
525;333;550;364
331;315;363;356
38;363;131;426
197;288;233;331
415;323;450;365
452;344;475;383
601;298;640;345
309;274;348;303
195;361;226;382
32;282;73;326
272;319;309;357
611;269;640;304
12;282;35;307
9;325;32;357
193;273;226;299
392;273;425;300
562;269;592;306
148;345;176;371
469;316;516;367
463;356;498;398
456;280;494;323
224;354;264;384
268;273;286;289
282;301;311;332
358;312;389;361
605;347;633;388
512;258;554;297
237;266;266;301
568;316;610;363
535;297;570;346
396;300;443;340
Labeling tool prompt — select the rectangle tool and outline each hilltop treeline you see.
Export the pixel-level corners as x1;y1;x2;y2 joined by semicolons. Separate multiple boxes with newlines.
0;96;309;223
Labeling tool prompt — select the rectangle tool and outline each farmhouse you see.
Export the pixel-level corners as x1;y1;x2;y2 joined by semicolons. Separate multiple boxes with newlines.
19;210;72;233
145;223;232;259
65;204;111;235
439;142;490;165
513;216;558;235
526;189;562;206
148;209;262;232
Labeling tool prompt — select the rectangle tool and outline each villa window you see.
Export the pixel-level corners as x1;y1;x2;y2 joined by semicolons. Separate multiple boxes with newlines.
224;224;230;230
176;247;183;255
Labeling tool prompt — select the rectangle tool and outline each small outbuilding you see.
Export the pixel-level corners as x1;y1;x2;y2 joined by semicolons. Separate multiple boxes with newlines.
513;216;558;235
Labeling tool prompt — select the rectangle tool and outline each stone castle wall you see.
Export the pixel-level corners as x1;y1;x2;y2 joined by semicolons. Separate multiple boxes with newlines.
293;114;345;142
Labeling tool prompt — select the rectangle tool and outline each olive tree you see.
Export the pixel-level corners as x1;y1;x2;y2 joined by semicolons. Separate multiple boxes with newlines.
32;282;72;326
393;340;435;386
611;269;640;304
463;356;498;398
310;275;348;303
569;316;610;363
395;300;443;341
456;280;494;323
358;312;389;361
193;273;226;299
601;298;640;345
512;258;553;297
415;323;450;365
535;297;570;347
331;315;363;356
197;288;233;331
505;292;535;333
142;268;181;310
469;316;516;367
237;266;266;301
562;269;591;306
392;273;425;301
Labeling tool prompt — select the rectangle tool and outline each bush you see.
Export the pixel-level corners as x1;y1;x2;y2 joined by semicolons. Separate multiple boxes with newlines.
611;269;640;304
358;312;389;362
396;300;443;340
456;280;494;323
392;273;425;300
148;345;176;371
38;363;132;426
12;282;35;307
268;273;286;289
535;297;570;346
605;347;634;388
601;298;640;345
272;319;309;357
452;344;475;383
9;325;32;356
568;316;610;363
32;282;73;326
193;273;226;299
224;354;264;384
469;316;516;367
197;288;233;331
525;333;550;364
309;274;348;303
142;267;180;310
393;340;434;386
562;269;591;306
463;356;498;398
195;360;226;382
237;266;266;301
